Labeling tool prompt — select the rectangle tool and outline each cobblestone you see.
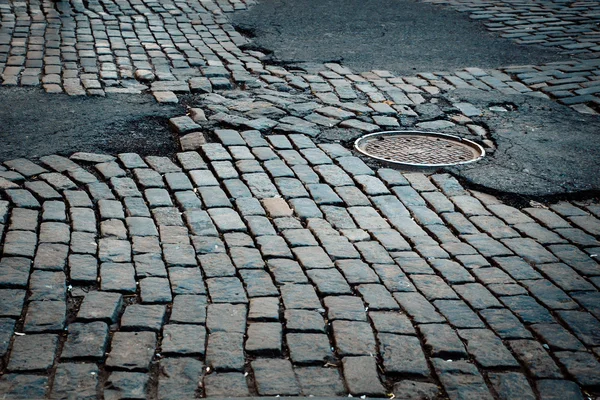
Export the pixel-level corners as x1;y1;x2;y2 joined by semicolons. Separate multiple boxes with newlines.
0;142;596;397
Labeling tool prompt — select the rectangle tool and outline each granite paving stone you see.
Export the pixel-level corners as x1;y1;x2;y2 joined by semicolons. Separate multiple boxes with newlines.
419;323;468;359
61;322;110;360
252;358;301;396
206;303;247;333
104;372;149;400
458;329;519;368
287;332;334;364
0;374;49;399
106;332;156;371
121;305;166;332
161;324;206;356
342;356;386;396
23;300;66;333
508;339;563;379
245;322;282;355
204;373;251;397
157;358;203;400
8;334;58;372
554;351;600;387
206;332;245;371
332;320;377;356
50;363;99;399
295;367;347;396
432;359;494;400
77;291;123;324
379;333;430;376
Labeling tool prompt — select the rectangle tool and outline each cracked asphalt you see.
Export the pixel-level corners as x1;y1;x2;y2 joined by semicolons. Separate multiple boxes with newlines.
232;0;568;75
0;87;182;160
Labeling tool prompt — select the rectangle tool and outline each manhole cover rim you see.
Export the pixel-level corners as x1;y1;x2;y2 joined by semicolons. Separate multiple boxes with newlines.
354;130;486;167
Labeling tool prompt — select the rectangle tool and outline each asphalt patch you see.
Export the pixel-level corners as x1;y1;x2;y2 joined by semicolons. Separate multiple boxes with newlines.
0;87;183;161
232;0;567;75
447;89;600;197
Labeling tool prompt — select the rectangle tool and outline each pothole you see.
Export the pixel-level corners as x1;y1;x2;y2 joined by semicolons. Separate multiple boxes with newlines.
354;130;485;167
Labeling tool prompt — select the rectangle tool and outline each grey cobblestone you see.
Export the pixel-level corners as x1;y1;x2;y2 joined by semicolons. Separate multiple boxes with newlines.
0;7;598;387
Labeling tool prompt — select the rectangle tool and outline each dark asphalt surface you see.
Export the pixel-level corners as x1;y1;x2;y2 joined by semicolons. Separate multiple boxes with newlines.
0;87;182;161
448;89;600;197
232;0;567;75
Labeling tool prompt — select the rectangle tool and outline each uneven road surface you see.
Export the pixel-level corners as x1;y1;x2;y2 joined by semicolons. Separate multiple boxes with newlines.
0;0;599;398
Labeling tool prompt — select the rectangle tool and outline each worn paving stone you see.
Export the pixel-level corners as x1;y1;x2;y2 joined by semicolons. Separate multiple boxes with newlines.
295;367;347;396
170;295;207;325
508;339;563;379
248;297;280;321
287;332;334;364
8;334;58;372
0;374;49;399
500;295;556;325
206;303;247;333
139;277;172;304
432;359;494;400
23;300;66;333
332;320;377;356
77;291;123;323
204;372;250;397
157;358;203;400
394;292;445;324
51;363;99;399
0;318;15;357
488;372;535;400
556;310;600;347
0;289;25;317
536;379;585;400
280;283;321;309
324;295;367;321
342;356;386;396
0;257;31;288
392;380;441;400
379;333;429;376
206;332;245;371
162;324;206;356
458;329;519;368
104;372;149;400
252;358;301;396
100;262;136;293
246;322;282;356
285;309;326;333
61;321;109;360
207;277;248;303
480;308;532;339
419;323;468;359
121;304;166;332
106;331;156;371
554;351;600;387
168;267;206;295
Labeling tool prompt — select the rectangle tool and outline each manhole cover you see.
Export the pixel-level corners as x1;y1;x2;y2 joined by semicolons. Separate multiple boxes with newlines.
354;130;485;167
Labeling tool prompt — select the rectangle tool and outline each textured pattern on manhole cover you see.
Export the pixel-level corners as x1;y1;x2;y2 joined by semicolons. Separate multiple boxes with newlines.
355;131;485;167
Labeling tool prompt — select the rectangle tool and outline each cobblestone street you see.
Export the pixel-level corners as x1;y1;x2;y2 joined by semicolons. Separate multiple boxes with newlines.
0;0;600;398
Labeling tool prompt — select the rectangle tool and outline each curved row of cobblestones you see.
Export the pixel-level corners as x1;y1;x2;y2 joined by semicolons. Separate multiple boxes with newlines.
0;130;599;398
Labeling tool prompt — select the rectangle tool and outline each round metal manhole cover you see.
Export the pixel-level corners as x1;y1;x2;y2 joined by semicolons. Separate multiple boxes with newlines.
354;130;485;167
